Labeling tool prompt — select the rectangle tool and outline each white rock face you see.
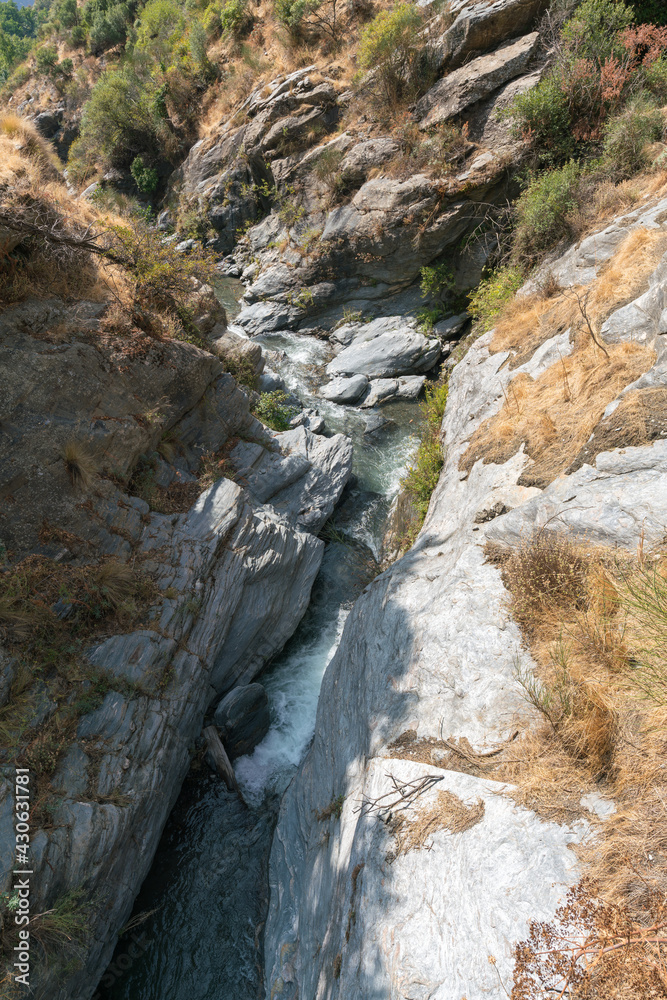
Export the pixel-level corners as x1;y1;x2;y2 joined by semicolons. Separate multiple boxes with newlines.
264;326;586;1000
327;324;441;378
265;193;667;999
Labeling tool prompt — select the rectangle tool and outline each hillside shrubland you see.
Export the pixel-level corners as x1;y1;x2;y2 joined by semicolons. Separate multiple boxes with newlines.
3;0;667;997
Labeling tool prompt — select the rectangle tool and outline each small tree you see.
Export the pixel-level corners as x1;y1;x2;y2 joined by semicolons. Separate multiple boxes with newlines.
357;4;435;109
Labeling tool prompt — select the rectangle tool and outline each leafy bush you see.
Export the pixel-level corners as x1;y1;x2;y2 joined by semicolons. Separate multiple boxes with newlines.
71;66;172;169
35;44;58;74
468;266;524;332
357;3;435;109
645;55;667;99
507;77;573;163
89;6;127;51
401;378;448;527
220;0;250;34
512;161;582;267
135;0;185;51
274;0;305;30
420;262;455;303
601;93;663;177
253;391;298;431
131;155;160;193
104;222;217;304
561;0;634;61
507;0;667;163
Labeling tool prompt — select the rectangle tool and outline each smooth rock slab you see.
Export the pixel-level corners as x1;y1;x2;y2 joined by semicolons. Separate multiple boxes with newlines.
320;374;369;404
416;31;539;129
327;329;440;378
359;375;426;407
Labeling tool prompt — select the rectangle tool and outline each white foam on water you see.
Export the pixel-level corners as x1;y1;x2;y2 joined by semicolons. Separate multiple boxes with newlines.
235;606;350;807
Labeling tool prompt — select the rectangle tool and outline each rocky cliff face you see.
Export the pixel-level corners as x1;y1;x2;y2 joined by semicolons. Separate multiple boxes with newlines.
0;289;352;999
264;192;667;998
173;0;549;340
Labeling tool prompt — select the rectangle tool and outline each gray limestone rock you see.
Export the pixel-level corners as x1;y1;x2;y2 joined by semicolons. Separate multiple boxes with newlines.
359;375;426;407
416;32;540;129
320;374;369;403
213;683;270;758
327;327;440;377
436;0;549;71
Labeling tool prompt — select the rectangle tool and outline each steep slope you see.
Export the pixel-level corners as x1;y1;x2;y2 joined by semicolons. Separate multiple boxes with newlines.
264;187;667;999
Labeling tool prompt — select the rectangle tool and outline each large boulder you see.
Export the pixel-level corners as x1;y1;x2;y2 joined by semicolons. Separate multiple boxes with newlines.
320;374;369;404
416;31;540;129
327;326;441;378
436;0;549;71
213;683;270;758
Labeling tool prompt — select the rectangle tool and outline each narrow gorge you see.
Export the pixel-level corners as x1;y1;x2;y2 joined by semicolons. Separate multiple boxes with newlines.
2;0;667;998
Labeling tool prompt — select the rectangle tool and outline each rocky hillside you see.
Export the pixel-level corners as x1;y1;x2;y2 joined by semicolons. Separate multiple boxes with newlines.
265;177;667;1000
0;121;353;998
3;0;667;997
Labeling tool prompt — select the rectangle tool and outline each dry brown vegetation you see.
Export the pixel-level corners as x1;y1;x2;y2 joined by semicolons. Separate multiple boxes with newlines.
459;225;667;488
482;533;667;998
460;340;654;488
386;789;485;862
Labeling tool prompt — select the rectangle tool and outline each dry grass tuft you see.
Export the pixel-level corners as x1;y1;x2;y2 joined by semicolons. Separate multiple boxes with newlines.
62;440;98;491
0;113;61;177
569;386;667;472
490;227;667;367
94;562;135;606
386;790;485;862
493;531;667;995
460;340;654;488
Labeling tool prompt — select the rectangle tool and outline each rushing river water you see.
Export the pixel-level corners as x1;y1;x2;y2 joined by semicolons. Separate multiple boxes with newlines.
100;283;422;1000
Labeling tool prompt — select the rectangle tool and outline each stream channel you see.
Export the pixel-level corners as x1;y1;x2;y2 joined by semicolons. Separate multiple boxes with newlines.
100;280;424;1000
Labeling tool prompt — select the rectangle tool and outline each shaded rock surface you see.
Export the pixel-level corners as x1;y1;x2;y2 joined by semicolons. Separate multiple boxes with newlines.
0;296;353;1000
213;683;270;758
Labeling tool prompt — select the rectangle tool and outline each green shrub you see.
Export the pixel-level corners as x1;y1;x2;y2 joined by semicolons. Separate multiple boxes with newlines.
72;66;171;169
253;391;298;431
70;24;87;46
274;0;313;34
508;77;573;163
561;0;634;62
420;262;456;304
135;0;185;50
103;221;217;304
601;94;663;177
220;0;250;34
401;379;448;524
202;3;222;35
35;44;58;74
88;2;130;53
357;3;434;109
512;161;582;267
468;266;524;332
131;155;160;193
645;57;667;101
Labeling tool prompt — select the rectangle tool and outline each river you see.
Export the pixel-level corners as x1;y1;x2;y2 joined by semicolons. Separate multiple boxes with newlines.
98;281;422;1000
